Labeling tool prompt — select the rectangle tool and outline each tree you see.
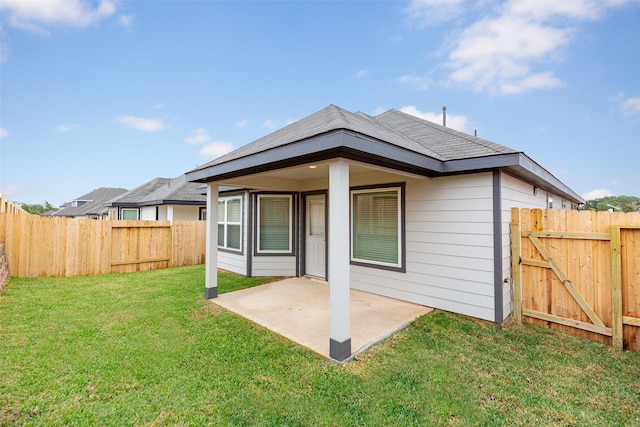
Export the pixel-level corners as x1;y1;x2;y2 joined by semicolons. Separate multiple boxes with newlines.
19;201;58;215
580;195;640;213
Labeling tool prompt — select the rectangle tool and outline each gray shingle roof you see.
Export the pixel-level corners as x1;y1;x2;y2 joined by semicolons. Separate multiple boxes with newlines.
53;187;128;217
109;174;206;206
374;109;517;160
193;105;517;171
187;104;582;203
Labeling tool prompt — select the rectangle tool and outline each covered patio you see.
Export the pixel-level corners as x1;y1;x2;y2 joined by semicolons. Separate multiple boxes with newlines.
211;277;433;362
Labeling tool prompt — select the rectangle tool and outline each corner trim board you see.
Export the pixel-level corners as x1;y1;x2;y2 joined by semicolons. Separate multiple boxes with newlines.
492;169;504;323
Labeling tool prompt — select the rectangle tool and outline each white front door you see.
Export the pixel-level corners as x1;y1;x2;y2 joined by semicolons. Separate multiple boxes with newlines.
305;194;326;279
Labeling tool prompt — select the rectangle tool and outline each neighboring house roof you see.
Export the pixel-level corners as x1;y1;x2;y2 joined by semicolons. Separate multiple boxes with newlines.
108;174;206;207
187;104;584;203
53;187;129;217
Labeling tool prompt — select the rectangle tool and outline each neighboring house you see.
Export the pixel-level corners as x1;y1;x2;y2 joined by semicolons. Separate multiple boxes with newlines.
107;174;206;221
52;187;129;219
185;104;584;361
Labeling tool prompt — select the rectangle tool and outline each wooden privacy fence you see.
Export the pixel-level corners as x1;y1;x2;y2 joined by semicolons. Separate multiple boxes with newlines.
511;208;640;352
0;213;206;278
0;194;29;215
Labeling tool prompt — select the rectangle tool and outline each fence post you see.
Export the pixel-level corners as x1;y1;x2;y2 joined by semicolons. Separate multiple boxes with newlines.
610;225;623;350
511;208;522;324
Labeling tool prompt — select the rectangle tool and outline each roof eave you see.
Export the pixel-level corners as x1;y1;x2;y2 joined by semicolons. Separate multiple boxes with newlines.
445;152;584;204
185;128;583;205
110;199;205;207
186;129;444;183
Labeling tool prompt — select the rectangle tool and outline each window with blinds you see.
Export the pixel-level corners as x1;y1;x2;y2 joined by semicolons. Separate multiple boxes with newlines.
257;195;292;253
218;196;242;251
351;187;402;268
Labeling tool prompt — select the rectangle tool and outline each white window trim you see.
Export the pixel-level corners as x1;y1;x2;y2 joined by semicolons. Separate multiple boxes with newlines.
218;196;242;252
350;186;403;269
256;194;293;254
121;208;139;220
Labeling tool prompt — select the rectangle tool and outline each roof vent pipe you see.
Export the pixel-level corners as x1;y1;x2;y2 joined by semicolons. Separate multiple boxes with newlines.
442;106;447;127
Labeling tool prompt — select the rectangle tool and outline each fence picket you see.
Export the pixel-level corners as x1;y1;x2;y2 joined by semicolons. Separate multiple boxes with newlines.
0;213;205;278
514;208;640;351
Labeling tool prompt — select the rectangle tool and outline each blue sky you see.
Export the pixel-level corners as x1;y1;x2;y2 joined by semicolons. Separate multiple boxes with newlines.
1;0;639;207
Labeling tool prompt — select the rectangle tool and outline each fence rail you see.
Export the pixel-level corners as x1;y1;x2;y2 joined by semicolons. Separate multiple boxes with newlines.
511;208;640;352
0;213;206;278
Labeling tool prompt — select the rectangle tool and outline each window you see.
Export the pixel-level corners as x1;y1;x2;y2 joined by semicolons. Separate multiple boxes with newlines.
547;193;554;209
257;195;292;253
121;208;139;220
351;186;403;269
199;207;207;221
218;197;242;251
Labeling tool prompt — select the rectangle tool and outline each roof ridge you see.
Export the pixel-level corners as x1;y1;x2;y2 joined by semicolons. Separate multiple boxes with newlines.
324;104;351;129
385;108;515;156
369;110;445;160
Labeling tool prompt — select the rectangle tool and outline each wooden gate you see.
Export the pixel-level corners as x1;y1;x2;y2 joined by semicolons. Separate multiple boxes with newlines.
511;208;640;351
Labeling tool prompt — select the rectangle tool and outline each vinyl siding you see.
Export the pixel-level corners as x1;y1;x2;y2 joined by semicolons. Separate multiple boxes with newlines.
251;257;296;276
140;206;156;220
218;192;248;275
499;172;567;321
350;172;497;321
170;205;201;220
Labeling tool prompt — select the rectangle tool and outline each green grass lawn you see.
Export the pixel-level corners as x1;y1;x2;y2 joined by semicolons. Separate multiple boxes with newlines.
1;265;639;426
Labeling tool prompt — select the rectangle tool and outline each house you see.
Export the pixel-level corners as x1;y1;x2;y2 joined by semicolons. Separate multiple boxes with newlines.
52;187;129;219
185;105;584;361
106;174;206;221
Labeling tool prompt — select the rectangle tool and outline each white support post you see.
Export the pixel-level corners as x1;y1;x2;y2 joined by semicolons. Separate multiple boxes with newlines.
328;160;351;361
205;183;219;298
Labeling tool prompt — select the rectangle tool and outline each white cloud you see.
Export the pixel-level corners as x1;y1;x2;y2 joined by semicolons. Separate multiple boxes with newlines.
185;128;211;144
405;0;634;95
404;0;465;27
391;34;402;42
56;123;80;133
609;177;622;185
446;12;569;94
0;28;9;62
617;95;640;119
116;115;164;132
262;119;276;129
0;128;8;138
0;183;20;197
400;105;469;132
262;118;298;130
199;142;234;159
118;14;134;28
234;119;249;129
397;73;431;90
356;69;368;78
152;102;164;110
582;188;615;200
1;0;117;33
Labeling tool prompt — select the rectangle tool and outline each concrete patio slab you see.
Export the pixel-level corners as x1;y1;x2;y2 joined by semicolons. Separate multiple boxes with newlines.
211;277;433;362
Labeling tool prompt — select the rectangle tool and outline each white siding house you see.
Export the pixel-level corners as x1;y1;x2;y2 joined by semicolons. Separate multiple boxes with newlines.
107;174;206;221
52;187;128;219
186;105;584;361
